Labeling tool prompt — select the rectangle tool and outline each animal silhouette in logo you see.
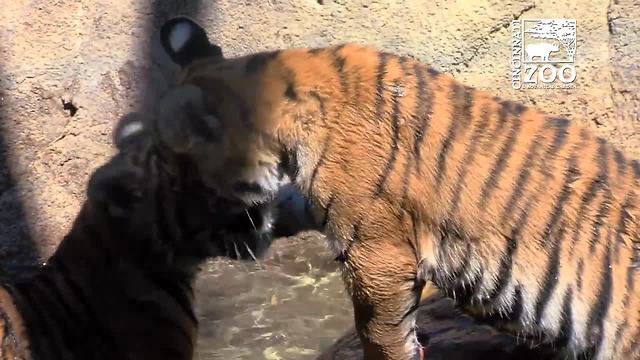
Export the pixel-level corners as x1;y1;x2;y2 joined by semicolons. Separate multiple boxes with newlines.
525;42;559;62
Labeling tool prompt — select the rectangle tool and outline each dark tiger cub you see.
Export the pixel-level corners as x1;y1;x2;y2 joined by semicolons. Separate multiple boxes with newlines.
0;113;265;360
156;17;640;360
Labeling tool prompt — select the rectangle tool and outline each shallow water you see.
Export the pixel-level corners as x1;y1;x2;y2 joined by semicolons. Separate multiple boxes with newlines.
194;232;352;360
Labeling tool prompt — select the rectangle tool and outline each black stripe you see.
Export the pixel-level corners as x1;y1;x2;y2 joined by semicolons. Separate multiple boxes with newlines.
626;231;638;309
480;99;516;152
499;136;542;223
596;137;610;182
446;242;477;305
547;117;571;152
613;149;627;177
245;50;280;74
615;194;634;260
374;52;390;122
307;135;332;197
14;282;66;360
485;223;520;302
399;155;413;208
539;156;579;244
626;260;636;296
37;270;85;325
412;64;435;173
322;193;335;229
53;259;121;353
478;102;524;208
435;84;474;186
399;63;426;206
308;48;324;56
501;118;580;239
554;287;574;349
508;286;524;323
631;160;640;179
146;272;197;325
29;276;78;358
332;46;348;95
374;79;403;196
281;64;299;101
534;223;565;324
337;220;361;262
448;102;492;216
569;176;607;254
539;116;570;177
589;192;613;253
586;245;613;355
481;286;524;326
485;182;539;304
576;258;584;292
32;272;85;353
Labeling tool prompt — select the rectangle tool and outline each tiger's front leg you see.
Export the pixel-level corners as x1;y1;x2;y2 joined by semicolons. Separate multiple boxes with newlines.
342;233;425;360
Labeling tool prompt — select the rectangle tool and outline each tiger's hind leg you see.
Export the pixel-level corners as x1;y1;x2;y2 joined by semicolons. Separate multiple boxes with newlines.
342;228;425;360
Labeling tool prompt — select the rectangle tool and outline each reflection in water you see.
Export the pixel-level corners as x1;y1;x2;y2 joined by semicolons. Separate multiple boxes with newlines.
194;232;352;360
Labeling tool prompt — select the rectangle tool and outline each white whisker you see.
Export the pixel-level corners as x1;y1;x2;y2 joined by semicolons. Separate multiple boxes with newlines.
232;240;241;260
245;208;259;232
243;241;261;267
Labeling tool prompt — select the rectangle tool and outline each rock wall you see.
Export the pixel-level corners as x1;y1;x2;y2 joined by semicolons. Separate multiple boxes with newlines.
0;0;638;272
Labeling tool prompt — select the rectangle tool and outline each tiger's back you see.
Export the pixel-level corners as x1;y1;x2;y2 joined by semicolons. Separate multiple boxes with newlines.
155;17;640;359
278;44;640;358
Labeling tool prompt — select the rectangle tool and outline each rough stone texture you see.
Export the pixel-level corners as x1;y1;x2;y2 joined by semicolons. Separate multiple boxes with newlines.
0;0;638;358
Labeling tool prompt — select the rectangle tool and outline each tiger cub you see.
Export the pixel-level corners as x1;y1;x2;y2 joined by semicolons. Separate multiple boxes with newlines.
0;113;269;359
156;16;640;360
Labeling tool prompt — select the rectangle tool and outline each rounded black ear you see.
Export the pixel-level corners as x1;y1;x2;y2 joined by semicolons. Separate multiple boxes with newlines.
160;16;223;67
88;156;145;218
113;112;149;150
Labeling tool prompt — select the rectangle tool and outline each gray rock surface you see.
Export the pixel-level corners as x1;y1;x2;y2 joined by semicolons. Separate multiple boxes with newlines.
0;1;638;359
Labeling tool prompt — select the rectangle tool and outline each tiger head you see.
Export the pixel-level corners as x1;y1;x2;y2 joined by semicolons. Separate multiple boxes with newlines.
80;112;276;267
156;17;301;207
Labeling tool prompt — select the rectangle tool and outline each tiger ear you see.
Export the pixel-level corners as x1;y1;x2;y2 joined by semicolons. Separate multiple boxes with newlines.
160;16;223;67
113;112;150;150
88;156;145;218
156;84;222;154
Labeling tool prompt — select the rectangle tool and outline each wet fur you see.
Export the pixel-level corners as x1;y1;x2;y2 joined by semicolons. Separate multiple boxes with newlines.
157;17;640;360
0;113;271;359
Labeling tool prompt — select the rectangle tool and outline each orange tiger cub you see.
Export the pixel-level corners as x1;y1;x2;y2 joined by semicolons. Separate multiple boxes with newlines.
157;16;640;360
0;113;262;359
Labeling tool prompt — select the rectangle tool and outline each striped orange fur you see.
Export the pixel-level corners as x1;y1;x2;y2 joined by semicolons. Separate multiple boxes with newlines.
158;17;640;360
